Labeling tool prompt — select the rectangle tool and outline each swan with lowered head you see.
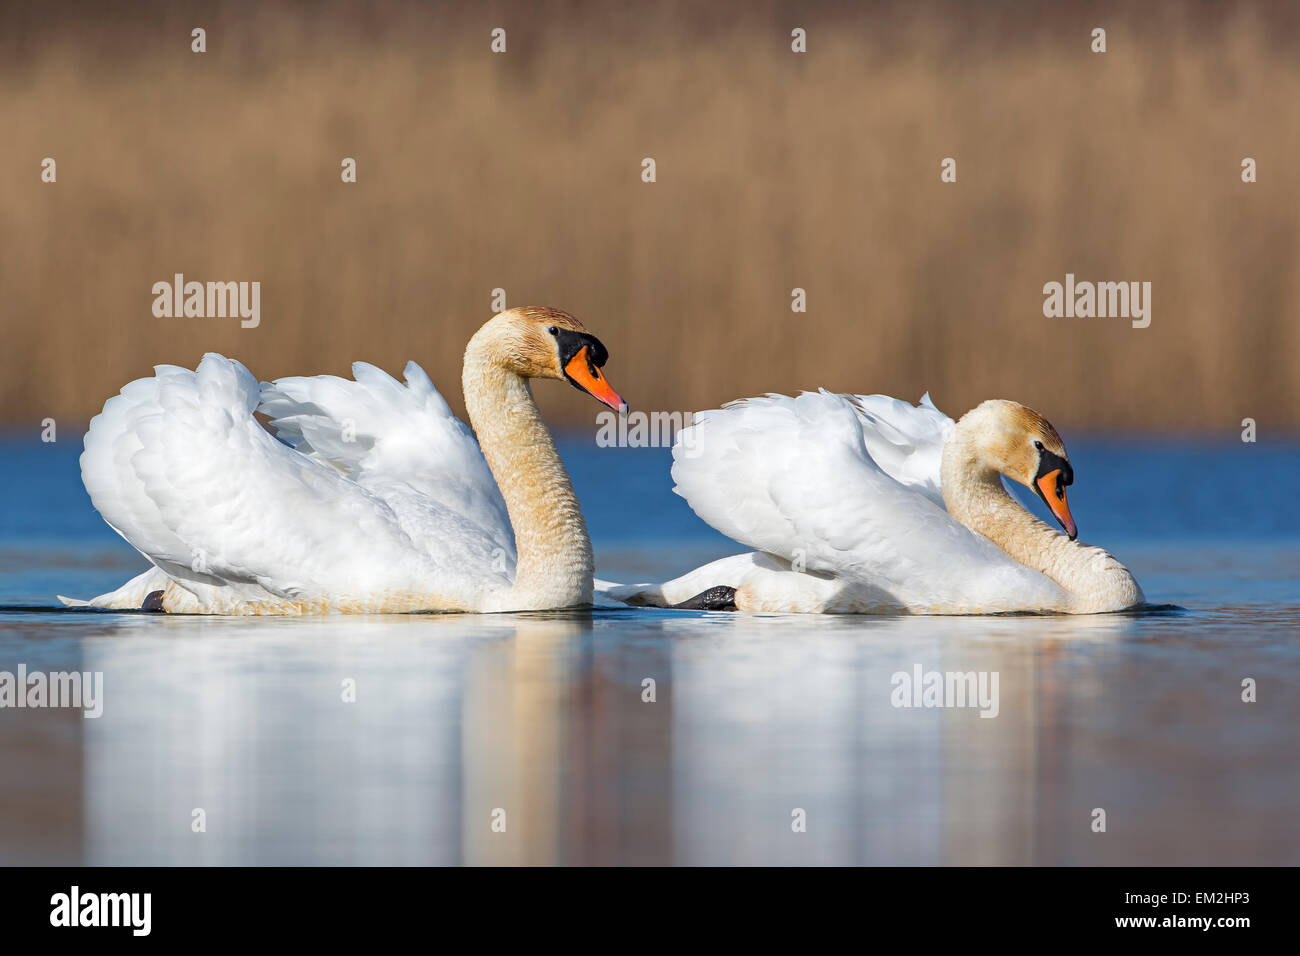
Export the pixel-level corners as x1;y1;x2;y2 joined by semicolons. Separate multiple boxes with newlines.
603;391;1145;614
61;307;625;614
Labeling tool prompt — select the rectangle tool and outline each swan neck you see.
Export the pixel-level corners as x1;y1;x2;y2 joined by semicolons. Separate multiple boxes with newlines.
462;345;592;609
940;425;1143;612
944;461;1063;576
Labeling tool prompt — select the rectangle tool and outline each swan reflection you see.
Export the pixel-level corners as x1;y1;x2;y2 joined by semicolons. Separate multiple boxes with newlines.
72;605;1239;864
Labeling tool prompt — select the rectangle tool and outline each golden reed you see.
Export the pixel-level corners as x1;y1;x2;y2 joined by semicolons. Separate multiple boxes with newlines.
2;1;1297;431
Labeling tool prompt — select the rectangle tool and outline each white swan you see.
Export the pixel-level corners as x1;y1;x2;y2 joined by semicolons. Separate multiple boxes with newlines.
603;391;1145;614
61;307;626;614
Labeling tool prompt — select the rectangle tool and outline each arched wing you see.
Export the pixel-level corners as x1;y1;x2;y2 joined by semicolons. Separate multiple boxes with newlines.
259;359;514;563
79;354;511;611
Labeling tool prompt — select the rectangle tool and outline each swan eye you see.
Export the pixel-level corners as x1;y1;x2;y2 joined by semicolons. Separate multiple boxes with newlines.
1034;440;1044;452
547;326;559;336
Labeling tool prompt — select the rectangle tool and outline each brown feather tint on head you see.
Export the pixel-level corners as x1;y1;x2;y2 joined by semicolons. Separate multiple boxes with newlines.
514;306;587;333
1010;404;1068;459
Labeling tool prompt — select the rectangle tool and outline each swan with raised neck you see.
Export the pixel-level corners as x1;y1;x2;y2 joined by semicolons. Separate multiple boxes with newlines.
462;307;626;611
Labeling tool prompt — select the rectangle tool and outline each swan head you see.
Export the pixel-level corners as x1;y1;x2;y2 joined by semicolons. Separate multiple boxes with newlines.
472;306;626;412
963;399;1077;540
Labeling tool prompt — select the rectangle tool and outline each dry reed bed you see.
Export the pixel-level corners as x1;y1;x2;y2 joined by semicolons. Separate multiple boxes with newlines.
1;1;1297;432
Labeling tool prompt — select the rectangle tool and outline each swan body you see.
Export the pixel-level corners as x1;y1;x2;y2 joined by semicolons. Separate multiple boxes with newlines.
605;391;1144;615
62;307;625;614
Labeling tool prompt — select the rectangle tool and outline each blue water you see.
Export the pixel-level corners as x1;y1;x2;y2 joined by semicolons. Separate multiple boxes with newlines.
1;433;1297;864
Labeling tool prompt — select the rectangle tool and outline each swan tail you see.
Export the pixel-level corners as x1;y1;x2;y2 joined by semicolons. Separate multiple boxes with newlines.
596;554;797;608
59;566;173;610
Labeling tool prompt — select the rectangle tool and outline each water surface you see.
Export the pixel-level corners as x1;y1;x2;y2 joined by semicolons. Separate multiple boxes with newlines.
1;434;1297;864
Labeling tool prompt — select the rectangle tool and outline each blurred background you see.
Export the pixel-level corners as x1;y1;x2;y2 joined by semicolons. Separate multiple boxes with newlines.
2;0;1297;433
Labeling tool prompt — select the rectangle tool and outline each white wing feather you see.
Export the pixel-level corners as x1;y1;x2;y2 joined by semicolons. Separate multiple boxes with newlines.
74;354;512;613
845;391;953;507
259;360;514;564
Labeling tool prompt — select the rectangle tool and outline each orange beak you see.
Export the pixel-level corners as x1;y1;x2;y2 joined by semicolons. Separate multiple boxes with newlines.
564;346;626;413
1035;469;1077;540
